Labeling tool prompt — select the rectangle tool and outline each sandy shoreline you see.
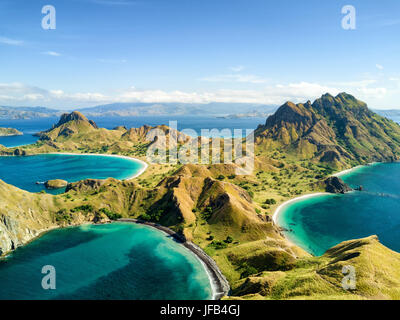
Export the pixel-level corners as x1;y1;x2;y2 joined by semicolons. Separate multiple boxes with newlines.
0;152;229;299
272;162;381;254
1;218;231;300
45;152;148;180
272;163;372;226
118;218;230;300
272;192;328;225
332;162;378;177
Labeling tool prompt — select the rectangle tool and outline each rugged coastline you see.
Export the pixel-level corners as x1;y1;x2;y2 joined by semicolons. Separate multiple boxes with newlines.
0;152;148;258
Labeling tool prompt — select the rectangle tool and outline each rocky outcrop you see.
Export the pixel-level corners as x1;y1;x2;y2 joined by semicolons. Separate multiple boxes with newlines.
44;179;68;189
65;178;107;192
0;180;57;256
324;176;352;194
13;148;26;156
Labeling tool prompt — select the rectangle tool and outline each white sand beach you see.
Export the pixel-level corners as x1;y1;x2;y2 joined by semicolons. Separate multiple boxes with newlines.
46;152;148;180
272;192;327;225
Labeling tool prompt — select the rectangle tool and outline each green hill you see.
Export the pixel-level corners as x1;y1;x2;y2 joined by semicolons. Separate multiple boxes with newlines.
231;235;400;300
2;95;400;300
255;93;400;168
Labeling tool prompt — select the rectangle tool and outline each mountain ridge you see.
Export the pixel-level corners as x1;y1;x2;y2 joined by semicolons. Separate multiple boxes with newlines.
255;92;400;168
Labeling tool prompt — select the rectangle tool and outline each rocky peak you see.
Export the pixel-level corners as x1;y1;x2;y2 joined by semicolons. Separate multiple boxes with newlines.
265;102;314;128
34;111;99;140
55;111;98;129
57;111;87;125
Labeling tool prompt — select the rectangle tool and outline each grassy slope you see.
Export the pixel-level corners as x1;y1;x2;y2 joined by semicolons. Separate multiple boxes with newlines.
2;95;400;299
230;236;400;300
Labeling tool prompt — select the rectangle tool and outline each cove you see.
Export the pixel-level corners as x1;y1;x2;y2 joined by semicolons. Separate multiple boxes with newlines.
277;162;400;256
0;223;212;300
0;154;145;194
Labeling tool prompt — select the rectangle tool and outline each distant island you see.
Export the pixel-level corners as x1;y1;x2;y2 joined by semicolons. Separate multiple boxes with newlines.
0;103;277;119
217;111;275;119
0;106;61;120
0;127;23;136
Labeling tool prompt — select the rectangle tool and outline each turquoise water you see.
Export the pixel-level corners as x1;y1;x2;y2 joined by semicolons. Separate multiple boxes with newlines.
0;223;212;300
278;162;400;256
0;116;264;147
0;154;143;194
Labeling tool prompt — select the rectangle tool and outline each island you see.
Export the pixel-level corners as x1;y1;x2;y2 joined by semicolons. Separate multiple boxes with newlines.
2;93;400;300
44;179;68;189
0;127;23;136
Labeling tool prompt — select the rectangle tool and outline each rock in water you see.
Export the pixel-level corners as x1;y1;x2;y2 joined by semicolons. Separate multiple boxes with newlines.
44;179;68;189
324;176;352;194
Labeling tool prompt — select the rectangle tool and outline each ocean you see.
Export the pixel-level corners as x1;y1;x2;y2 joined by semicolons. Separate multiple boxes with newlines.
0;115;265;148
0;223;212;300
0;154;144;194
277;162;400;256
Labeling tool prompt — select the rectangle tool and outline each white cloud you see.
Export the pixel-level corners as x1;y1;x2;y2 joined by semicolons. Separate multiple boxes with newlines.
42;51;62;56
355;87;387;98
0;36;24;46
200;74;269;84
0;80;394;109
376;64;384;70
229;66;245;72
0;83;108;106
330;79;377;88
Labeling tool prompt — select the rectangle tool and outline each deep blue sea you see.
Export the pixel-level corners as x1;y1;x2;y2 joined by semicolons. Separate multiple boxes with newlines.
0;223;212;300
0;116;265;147
0;154;143;194
278;162;400;256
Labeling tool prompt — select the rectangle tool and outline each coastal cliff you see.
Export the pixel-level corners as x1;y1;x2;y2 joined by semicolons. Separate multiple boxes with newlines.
0;180;56;255
0;179;110;256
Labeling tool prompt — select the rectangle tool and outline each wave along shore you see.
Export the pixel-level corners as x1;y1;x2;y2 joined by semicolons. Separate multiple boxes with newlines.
119;218;230;300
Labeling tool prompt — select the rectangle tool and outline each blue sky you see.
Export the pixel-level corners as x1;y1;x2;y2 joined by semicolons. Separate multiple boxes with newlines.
0;0;400;109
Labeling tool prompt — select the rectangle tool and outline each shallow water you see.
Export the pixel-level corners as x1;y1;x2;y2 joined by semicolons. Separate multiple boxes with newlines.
278;163;400;256
0;154;143;194
0;223;212;300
